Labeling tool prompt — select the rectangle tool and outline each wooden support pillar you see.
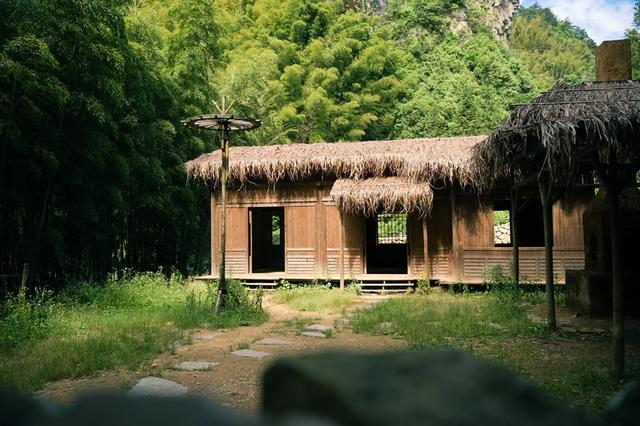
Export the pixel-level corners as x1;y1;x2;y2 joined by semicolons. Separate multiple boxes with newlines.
215;128;229;313
450;190;462;281
510;185;520;285
422;216;430;283
210;192;217;276
339;211;345;290
538;171;556;330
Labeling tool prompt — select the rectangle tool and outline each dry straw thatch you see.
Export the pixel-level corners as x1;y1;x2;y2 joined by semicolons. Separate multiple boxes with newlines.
330;177;434;216
185;136;485;188
475;80;640;186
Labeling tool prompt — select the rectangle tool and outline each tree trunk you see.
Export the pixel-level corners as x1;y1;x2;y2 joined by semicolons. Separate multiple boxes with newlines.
215;129;229;313
606;153;625;381
510;185;520;285
538;172;556;330
608;185;624;380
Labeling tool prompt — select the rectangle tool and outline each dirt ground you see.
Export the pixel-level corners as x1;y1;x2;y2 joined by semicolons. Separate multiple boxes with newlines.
37;295;405;413
37;295;640;414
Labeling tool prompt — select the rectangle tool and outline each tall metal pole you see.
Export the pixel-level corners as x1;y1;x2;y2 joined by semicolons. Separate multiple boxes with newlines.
215;124;229;313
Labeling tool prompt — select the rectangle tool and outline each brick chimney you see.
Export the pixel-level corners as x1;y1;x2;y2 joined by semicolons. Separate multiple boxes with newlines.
596;40;632;81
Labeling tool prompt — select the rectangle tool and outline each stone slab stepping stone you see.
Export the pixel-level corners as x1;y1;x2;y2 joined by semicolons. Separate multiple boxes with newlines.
231;349;270;359
255;338;291;346
175;361;218;371
301;331;327;338
194;332;224;341
128;377;188;397
306;324;334;332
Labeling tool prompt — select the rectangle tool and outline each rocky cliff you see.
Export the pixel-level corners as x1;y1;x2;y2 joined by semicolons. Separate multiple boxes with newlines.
348;0;521;41
465;0;521;39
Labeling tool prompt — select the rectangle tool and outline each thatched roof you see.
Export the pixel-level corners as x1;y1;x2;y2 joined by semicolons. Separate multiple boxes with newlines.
475;80;640;186
185;136;485;188
330;177;433;216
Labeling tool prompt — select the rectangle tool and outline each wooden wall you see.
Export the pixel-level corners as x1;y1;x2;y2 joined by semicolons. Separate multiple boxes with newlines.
453;191;590;283
209;182;590;283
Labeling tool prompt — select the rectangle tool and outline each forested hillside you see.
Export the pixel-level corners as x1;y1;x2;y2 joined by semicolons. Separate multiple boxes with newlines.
0;0;605;288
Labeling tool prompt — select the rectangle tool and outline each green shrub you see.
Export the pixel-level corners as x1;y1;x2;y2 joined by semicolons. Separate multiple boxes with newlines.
0;290;55;351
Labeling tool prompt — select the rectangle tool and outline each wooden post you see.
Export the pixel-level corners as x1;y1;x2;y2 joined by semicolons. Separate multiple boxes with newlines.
339;211;345;290
19;263;29;297
607;179;624;380
593;149;625;380
510;185;520;285
215;126;229;313
538;171;556;330
450;190;462;281
210;192;217;276
422;216;430;283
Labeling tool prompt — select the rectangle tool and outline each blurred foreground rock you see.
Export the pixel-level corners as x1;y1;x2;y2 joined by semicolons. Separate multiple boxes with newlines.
2;349;638;426
263;350;598;426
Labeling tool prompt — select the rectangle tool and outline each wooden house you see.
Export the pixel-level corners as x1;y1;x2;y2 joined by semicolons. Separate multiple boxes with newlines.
185;136;590;288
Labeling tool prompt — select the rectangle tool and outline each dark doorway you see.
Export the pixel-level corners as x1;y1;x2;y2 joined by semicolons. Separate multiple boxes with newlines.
251;208;285;273
365;213;408;274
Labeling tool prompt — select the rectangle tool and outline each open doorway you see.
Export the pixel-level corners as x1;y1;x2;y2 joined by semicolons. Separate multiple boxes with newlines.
250;207;285;273
365;213;408;274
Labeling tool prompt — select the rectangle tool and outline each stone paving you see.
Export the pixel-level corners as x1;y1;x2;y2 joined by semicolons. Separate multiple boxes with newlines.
231;349;271;359
301;331;327;338
128;377;188;397
254;338;291;345
176;361;218;371
129;321;340;396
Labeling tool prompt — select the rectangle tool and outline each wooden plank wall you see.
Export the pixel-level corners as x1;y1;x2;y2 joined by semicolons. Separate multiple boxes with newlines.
210;182;589;283
454;192;589;283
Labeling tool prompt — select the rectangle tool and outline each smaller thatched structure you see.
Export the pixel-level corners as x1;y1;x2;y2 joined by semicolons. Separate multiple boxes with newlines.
474;80;640;185
330;177;433;217
185;136;485;189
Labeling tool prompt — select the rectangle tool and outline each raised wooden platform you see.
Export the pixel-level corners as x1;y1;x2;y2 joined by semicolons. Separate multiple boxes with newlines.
195;273;423;293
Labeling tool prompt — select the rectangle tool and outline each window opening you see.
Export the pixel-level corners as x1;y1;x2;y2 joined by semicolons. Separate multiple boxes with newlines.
376;213;407;245
493;209;511;246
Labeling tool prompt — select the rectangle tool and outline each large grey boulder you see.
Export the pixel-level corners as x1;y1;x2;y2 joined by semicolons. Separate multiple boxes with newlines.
262;350;598;426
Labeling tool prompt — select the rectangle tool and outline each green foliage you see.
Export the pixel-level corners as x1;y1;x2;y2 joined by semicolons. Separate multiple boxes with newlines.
0;290;55;350
0;0;600;290
510;5;595;89
493;210;510;226
0;272;266;391
394;32;536;138
350;292;543;347
627;1;640;79
274;284;358;312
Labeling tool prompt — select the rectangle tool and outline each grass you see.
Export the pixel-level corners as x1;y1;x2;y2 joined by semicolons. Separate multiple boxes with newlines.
350;292;544;345
273;284;359;313
350;290;636;412
0;272;266;392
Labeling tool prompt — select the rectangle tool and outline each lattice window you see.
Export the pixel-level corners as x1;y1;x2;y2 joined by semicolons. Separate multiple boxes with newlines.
376;213;407;245
271;215;281;245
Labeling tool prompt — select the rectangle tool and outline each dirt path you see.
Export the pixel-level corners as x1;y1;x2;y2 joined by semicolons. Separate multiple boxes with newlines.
38;295;405;413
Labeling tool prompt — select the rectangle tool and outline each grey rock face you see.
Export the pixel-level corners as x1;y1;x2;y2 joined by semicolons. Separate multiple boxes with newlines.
262;350;597;426
128;377;188;398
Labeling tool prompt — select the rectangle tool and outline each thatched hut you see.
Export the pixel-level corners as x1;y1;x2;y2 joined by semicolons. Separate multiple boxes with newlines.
185;136;589;291
473;40;640;379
